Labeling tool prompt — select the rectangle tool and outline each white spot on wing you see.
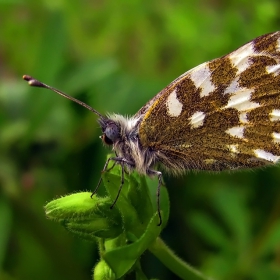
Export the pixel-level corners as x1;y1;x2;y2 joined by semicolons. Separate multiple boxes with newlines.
254;149;280;163
189;63;216;97
227;144;239;153
266;65;280;75
166;89;183;117
272;132;280;143
223;89;260;111
229;44;254;74
224;78;240;95
277;37;280;51
270;109;280;121
226;144;239;158
226;126;245;139
239;112;248;123
189;111;206;128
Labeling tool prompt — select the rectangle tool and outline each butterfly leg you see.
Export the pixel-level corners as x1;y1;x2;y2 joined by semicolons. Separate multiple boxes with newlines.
108;157;135;209
147;169;163;226
91;157;135;210
91;156;116;198
110;159;126;209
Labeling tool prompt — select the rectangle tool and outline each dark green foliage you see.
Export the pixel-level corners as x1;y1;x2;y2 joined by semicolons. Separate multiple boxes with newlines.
1;1;280;279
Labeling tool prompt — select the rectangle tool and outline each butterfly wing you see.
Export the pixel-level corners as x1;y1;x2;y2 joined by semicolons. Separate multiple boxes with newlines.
137;32;280;172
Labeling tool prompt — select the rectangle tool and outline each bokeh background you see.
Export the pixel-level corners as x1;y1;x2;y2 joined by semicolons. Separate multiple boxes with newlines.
1;1;280;279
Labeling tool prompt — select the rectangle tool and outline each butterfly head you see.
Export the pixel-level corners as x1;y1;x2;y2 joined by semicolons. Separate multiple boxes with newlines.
99;118;121;146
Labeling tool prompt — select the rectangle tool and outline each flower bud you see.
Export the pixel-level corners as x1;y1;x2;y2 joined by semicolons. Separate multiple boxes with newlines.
45;192;123;239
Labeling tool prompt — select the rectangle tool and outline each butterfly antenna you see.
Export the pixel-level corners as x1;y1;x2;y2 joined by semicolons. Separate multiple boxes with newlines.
22;75;104;119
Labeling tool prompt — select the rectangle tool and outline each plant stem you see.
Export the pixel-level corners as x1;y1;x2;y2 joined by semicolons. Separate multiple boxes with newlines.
149;237;213;280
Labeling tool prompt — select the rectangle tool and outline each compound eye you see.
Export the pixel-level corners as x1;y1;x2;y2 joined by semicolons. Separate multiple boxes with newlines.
102;122;120;145
101;133;113;145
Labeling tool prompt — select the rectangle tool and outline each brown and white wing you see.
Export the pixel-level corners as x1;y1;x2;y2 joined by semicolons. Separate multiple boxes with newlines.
138;32;280;172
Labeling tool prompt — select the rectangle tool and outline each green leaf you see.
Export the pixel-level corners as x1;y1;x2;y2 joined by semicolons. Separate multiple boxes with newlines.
0;198;12;268
103;213;161;279
127;174;154;226
102;171;140;228
146;177;170;228
212;188;250;251
189;211;230;249
258;220;280;257
102;164;169;231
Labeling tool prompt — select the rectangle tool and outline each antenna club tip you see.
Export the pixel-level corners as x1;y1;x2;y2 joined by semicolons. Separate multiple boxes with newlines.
22;74;32;81
22;75;43;87
22;75;34;86
22;75;29;80
22;74;103;117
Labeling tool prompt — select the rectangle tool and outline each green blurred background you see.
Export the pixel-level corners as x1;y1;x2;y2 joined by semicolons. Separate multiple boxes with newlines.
1;0;280;279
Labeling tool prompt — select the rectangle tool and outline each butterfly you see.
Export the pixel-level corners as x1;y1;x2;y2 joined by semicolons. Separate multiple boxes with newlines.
23;31;280;225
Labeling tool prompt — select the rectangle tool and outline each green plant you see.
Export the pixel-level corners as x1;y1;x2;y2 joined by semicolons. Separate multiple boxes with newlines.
45;157;210;280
